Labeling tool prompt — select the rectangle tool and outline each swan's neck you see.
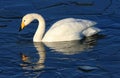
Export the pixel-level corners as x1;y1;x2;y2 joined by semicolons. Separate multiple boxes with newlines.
33;14;45;42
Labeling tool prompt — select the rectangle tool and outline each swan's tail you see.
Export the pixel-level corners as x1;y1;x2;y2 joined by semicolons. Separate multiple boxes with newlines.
82;27;101;37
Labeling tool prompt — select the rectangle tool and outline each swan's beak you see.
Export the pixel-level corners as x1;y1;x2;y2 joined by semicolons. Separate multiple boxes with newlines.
19;22;25;31
20;53;29;62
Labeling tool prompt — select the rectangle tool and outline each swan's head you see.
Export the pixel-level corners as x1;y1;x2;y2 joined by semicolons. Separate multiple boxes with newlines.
19;14;34;31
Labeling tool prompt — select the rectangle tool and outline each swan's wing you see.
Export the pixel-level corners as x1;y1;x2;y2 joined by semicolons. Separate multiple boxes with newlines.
43;23;82;42
42;18;97;42
50;18;97;30
82;27;101;37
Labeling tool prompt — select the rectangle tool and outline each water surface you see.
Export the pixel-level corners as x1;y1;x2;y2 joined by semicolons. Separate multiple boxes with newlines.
0;0;120;78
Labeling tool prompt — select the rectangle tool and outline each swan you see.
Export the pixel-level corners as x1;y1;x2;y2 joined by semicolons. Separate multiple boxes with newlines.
19;13;100;42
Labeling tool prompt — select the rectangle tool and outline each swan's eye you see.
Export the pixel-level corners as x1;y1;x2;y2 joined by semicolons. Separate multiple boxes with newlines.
24;20;25;22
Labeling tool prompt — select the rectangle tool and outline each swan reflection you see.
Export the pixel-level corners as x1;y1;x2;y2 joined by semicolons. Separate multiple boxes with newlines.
21;42;46;71
20;35;99;71
44;35;97;55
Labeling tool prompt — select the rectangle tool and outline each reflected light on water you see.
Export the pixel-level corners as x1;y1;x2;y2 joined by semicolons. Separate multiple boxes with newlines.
44;35;99;55
20;34;101;73
20;42;46;71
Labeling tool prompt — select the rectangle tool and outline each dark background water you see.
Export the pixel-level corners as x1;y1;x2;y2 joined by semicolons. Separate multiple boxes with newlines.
0;0;120;78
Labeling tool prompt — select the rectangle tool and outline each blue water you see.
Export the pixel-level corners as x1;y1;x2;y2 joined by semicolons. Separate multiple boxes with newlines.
0;0;120;78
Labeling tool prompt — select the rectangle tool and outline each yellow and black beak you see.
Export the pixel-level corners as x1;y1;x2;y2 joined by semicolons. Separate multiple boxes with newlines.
19;22;25;31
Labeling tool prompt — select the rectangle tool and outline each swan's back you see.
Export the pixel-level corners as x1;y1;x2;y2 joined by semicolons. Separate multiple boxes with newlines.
50;18;96;29
42;18;100;42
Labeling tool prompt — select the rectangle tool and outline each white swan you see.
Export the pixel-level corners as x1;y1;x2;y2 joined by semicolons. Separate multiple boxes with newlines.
19;13;100;42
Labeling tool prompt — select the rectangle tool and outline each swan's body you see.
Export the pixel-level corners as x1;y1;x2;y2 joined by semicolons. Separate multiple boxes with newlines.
20;13;100;42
